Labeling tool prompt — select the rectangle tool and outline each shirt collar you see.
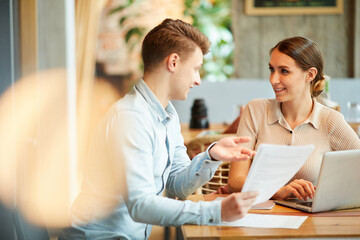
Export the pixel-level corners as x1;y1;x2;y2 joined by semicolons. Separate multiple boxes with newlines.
304;98;321;129
267;99;283;125
135;79;175;125
267;98;321;130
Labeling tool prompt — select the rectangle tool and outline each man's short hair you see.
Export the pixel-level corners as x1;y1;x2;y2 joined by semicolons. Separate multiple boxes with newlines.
141;18;211;73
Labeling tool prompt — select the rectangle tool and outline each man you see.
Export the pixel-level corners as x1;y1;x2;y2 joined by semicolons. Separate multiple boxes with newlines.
61;18;258;240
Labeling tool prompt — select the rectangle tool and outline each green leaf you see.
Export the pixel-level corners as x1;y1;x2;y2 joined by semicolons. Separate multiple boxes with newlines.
108;0;138;14
125;27;145;43
119;16;127;26
108;5;127;14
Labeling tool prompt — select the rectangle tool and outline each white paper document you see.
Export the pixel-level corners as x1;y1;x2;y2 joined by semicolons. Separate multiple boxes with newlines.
220;214;307;229
242;144;315;205
251;200;275;209
215;197;275;210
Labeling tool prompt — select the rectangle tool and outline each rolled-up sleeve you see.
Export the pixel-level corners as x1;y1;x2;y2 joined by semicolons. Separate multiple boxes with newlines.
114;110;222;226
166;116;222;199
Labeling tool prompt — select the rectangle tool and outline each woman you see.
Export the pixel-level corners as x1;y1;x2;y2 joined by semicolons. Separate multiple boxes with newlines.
228;36;360;201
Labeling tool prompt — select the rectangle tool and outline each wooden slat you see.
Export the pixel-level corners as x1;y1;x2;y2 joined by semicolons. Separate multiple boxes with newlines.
354;0;360;77
19;0;38;76
75;0;107;188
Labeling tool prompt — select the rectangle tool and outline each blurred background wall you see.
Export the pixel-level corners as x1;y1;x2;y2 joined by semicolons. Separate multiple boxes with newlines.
232;0;360;79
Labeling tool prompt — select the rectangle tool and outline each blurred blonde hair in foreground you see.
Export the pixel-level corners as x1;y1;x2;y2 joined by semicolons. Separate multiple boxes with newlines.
0;0;187;232
0;68;126;228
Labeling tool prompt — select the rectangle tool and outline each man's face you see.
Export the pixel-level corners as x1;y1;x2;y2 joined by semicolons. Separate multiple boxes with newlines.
170;47;203;101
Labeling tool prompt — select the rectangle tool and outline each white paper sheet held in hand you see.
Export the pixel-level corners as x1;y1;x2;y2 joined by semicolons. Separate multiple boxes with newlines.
242;144;315;205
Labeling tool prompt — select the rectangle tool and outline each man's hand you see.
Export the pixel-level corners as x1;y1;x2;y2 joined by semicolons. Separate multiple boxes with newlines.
272;179;316;201
209;136;255;161
221;191;258;222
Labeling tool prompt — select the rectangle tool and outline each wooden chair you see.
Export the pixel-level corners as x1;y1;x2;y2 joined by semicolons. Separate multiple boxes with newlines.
186;107;243;194
186;133;235;194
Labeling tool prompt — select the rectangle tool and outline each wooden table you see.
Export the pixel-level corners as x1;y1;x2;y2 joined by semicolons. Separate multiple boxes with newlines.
182;194;360;240
180;123;227;145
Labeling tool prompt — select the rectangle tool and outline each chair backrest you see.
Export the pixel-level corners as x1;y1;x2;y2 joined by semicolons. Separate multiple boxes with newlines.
201;161;230;194
186;134;235;194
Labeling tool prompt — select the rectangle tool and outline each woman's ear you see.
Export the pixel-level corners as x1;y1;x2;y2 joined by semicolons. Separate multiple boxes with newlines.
306;67;318;82
167;53;179;72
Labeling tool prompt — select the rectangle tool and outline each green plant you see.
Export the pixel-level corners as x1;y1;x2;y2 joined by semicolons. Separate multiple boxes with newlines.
184;0;234;81
110;0;233;81
109;0;146;50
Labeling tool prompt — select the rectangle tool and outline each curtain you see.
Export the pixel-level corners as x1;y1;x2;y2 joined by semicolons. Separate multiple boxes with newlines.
75;0;107;189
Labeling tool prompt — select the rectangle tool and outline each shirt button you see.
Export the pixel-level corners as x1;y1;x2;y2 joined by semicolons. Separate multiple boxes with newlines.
205;160;210;164
166;117;170;121
209;219;214;223
195;173;199;176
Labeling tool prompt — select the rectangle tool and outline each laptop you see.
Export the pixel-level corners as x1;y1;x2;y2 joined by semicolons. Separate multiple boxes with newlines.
274;149;360;213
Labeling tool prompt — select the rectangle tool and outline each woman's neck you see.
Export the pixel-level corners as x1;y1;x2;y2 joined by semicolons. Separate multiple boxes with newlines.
281;97;314;130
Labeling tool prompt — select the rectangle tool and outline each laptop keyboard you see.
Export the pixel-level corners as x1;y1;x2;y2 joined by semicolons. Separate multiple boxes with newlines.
297;201;313;207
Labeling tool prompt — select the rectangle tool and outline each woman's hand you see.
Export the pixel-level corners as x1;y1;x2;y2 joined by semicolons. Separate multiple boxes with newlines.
272;179;316;201
210;185;230;195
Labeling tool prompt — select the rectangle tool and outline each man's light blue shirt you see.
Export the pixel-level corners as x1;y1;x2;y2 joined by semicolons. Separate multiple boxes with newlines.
64;79;222;240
